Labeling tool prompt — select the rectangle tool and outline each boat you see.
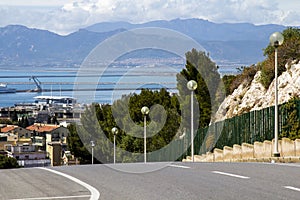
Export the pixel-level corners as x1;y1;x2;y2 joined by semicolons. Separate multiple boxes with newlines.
0;83;16;93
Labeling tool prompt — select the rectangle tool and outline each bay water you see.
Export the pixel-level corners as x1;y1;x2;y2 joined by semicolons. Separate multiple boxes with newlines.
0;63;237;108
0;65;178;107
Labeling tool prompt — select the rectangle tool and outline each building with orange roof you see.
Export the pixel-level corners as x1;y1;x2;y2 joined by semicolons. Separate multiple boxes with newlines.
26;123;61;133
0;125;32;151
0;125;18;133
26;123;68;164
1;125;32;139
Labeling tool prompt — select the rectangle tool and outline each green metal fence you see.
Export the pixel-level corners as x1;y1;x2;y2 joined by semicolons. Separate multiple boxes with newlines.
146;99;300;162
196;100;300;155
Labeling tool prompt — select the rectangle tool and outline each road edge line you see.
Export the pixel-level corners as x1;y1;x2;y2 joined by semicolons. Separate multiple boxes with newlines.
284;186;300;192
38;167;100;200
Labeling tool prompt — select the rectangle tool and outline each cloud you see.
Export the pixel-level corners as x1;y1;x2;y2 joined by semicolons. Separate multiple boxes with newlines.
0;0;299;35
280;11;300;26
60;0;300;27
0;6;89;35
0;0;71;6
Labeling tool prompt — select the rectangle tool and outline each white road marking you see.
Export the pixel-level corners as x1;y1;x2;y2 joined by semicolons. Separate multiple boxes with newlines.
169;164;191;169
11;195;90;200
284;186;300;192
212;171;250;179
38;167;100;200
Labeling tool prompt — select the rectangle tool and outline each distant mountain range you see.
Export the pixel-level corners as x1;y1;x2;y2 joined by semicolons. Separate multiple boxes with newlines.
0;18;287;68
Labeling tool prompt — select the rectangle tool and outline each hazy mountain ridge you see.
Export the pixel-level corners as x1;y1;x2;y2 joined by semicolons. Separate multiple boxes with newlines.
0;18;288;68
0;25;124;66
87;18;285;41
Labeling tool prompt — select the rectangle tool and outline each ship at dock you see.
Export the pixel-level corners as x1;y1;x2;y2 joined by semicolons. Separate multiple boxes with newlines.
0;83;16;93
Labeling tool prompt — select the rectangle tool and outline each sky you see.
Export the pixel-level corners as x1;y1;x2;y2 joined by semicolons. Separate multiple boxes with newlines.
0;0;300;35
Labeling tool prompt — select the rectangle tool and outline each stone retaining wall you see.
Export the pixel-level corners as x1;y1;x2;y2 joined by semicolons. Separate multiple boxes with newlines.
183;138;300;163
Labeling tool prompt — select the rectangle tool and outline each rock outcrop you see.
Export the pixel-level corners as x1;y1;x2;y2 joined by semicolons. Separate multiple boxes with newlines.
215;61;300;122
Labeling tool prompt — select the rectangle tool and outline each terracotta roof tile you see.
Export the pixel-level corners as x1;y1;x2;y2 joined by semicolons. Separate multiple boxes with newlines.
0;125;19;133
26;124;60;133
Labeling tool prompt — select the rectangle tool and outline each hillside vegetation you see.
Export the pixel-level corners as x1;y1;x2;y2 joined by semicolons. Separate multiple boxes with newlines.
218;27;300;141
223;27;300;94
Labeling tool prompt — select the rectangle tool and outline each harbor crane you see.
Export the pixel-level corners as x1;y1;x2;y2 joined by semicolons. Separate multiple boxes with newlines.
29;76;42;92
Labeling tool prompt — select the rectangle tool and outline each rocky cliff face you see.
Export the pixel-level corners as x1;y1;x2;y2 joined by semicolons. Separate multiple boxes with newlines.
215;61;300;122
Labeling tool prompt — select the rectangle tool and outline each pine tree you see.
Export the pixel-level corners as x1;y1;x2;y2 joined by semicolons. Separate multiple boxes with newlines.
177;48;223;128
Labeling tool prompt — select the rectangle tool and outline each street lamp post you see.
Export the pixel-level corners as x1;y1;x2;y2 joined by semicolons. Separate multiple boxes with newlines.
141;106;150;163
90;140;95;165
187;80;198;162
111;127;119;164
269;32;284;157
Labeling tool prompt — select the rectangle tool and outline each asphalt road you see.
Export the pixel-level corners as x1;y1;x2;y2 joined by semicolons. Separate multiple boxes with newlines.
1;162;300;200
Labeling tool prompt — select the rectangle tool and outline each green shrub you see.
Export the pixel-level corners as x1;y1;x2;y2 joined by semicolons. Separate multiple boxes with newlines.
0;155;19;169
222;75;236;96
226;65;259;95
280;97;300;140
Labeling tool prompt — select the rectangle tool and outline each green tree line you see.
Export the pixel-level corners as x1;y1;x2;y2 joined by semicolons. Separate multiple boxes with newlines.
67;48;222;163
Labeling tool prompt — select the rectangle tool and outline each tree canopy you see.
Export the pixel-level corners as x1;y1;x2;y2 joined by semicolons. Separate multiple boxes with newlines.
177;48;223;127
68;89;182;163
67;48;224;163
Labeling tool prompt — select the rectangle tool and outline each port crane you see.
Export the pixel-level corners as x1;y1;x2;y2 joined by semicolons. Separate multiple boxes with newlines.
29;76;42;92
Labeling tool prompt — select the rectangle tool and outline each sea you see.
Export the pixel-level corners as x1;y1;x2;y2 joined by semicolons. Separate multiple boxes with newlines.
0;63;238;108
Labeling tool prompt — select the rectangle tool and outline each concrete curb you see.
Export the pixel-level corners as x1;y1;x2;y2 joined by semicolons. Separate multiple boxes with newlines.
183;137;300;163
